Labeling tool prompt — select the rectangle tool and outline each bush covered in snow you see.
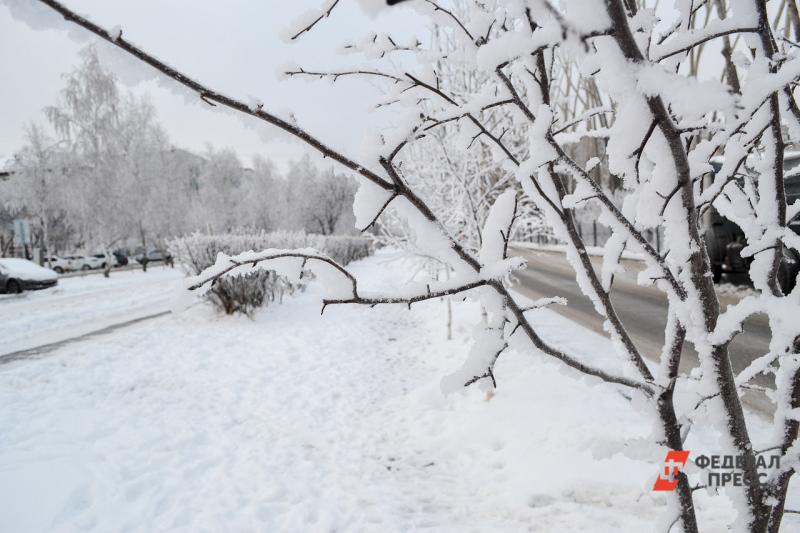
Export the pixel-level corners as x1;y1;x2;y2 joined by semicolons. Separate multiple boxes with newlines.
169;231;372;314
319;234;376;266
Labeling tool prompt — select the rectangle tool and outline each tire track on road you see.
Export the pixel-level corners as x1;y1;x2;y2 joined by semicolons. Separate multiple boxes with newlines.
0;311;171;365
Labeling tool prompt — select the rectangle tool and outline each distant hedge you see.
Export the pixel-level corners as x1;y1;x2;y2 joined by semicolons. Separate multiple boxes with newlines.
169;231;372;315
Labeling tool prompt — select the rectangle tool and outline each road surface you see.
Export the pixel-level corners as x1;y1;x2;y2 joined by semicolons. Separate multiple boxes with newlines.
0;311;170;365
0;266;182;356
510;245;772;408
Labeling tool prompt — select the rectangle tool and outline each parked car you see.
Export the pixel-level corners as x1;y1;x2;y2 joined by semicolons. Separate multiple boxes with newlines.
704;154;800;292
113;251;129;266
90;254;119;269
0;258;58;293
44;256;73;274
134;249;173;265
65;255;104;271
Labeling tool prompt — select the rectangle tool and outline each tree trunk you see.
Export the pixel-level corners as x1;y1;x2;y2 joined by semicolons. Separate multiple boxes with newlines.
657;388;699;533
444;267;453;341
140;224;148;272
40;215;49;268
606;0;764;527
103;246;112;278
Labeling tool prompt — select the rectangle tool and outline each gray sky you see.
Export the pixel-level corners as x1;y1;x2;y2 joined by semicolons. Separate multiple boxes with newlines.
0;0;423;170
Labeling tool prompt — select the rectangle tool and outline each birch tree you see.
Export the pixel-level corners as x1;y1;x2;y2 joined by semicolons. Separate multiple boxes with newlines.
44;45;128;257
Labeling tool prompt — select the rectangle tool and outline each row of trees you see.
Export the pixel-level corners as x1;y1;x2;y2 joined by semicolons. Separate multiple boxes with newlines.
0;47;357;259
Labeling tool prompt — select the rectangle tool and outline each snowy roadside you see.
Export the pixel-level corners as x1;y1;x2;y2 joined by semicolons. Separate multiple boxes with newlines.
0;251;795;532
57;263;151;279
511;240;646;261
0;266;183;355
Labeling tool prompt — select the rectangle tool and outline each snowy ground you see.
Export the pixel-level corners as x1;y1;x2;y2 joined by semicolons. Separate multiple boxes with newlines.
0;266;183;354
0;251;796;532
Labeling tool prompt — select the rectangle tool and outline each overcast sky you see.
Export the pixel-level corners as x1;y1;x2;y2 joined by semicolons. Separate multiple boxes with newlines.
0;0;423;170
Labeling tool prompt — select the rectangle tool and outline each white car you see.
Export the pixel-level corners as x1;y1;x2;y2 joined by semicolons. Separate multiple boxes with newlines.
44;256;73;274
0;258;58;293
90;254;119;268
69;255;106;271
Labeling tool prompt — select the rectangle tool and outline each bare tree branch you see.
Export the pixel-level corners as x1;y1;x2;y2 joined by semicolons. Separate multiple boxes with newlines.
288;0;340;41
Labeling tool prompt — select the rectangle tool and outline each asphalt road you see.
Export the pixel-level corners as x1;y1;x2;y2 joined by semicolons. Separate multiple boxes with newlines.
510;246;772;404
0;311;170;365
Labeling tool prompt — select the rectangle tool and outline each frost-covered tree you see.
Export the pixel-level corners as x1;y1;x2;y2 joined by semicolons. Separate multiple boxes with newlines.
113;95;174;266
1;123;69;264
5;45;359;255
239;155;281;231
39;47;187;269
275;155;357;235
282;155;321;232
379;25;547;255
304;168;357;235
195;147;246;234
44;45;129;256
23;0;800;531
0;203;15;256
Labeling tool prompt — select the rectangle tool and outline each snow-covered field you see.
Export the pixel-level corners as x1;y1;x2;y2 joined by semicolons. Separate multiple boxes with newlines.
0;266;183;354
0;252;796;532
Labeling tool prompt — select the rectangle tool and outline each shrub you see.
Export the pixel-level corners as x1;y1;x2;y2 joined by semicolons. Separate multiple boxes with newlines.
314;234;373;265
169;231;372;315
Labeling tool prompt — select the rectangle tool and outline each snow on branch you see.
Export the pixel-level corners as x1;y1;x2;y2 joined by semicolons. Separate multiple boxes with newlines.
185;248;512;315
281;0;340;42
521;296;567;311
421;0;475;43
284;67;405;84
185;249;358;299
479;189;519;270
322;278;489;312
651;22;761;62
